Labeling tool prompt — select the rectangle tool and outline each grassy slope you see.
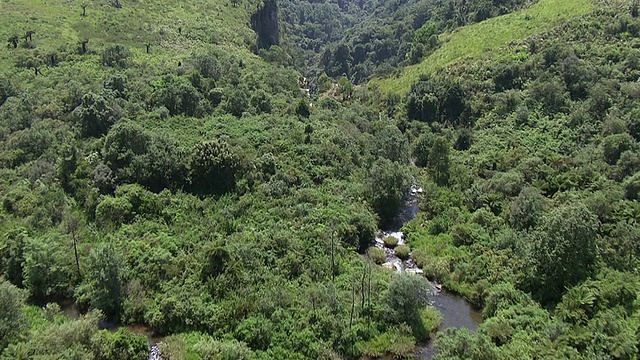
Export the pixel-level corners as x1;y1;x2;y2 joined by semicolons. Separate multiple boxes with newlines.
371;0;594;95
0;0;260;79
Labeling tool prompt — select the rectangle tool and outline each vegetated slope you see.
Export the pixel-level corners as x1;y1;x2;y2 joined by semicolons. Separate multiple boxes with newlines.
0;0;442;359
371;0;593;94
276;0;533;84
393;1;640;357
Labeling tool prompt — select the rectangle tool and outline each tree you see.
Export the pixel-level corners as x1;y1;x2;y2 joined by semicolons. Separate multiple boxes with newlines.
367;158;411;222
190;139;239;195
0;281;28;349
374;125;410;163
76;243;124;318
507;187;547;230
92;328;149;360
413;132;434;167
7;35;19;49
63;211;82;278
384;274;431;338
0;227;28;286
101;44;131;68
428;137;451;186
24;30;34;43
603;133;635;165
527;203;600;304
152;75;201;116
295;99;310;118
73;92;119;137
80;39;89;54
223;88;249;117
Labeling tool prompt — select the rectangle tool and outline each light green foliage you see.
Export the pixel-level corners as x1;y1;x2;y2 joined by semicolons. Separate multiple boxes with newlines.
383;236;399;248
360;326;416;358
22;234;79;298
3;0;640;358
101;44;132;68
189;139;239;195
374;0;594;94
91;328;149;360
394;245;410;260
367;247;386;265
374;125;410;163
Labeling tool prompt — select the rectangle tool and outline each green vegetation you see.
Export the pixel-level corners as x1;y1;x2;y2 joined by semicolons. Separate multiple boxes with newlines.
3;0;640;358
395;245;411;260
372;0;594;94
383;235;399;248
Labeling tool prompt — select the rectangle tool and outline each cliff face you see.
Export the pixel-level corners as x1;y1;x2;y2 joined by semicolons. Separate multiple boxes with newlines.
251;0;279;50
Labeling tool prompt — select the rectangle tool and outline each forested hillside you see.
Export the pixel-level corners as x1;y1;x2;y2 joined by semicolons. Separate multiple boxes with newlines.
2;0;640;359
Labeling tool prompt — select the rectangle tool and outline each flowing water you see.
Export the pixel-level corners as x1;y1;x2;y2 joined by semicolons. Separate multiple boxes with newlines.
54;185;478;359
376;185;483;359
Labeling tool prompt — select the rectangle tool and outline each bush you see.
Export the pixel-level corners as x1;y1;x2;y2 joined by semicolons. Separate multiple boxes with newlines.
91;328;149;360
419;306;443;339
395;245;410;259
360;326;416;358
412;250;449;280
383;235;399;248
101;44;132;68
367;247;386;265
95;196;134;228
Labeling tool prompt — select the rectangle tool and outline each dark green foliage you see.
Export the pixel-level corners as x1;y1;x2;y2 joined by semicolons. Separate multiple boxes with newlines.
527;203;600;304
603;133;636;165
407;76;467;125
428;137;451;186
151;75;202;116
412;132;434;167
104;74;128;99
623;171;640;200
0;228;28;286
367;158;411;221
73;92;120;138
295;99;310;118
102;122;187;192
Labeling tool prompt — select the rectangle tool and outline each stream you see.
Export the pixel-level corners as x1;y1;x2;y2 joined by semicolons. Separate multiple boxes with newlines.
54;185;478;360
60;300;164;360
374;185;483;358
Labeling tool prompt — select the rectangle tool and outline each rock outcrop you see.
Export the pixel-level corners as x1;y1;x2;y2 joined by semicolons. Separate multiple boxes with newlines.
251;0;279;51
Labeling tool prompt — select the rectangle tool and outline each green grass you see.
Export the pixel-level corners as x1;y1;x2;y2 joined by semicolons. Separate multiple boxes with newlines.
0;0;260;77
371;0;594;95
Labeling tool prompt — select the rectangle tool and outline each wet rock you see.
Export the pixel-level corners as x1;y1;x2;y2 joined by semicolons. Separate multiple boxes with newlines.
149;343;163;360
